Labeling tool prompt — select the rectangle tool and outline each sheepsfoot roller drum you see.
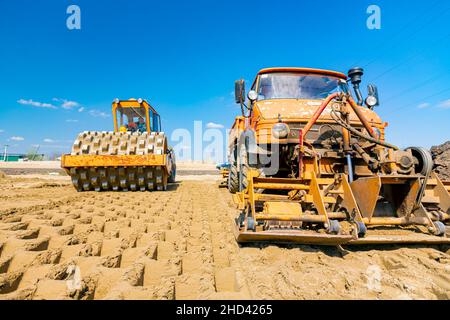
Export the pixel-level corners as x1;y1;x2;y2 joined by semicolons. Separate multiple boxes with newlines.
229;67;450;246
61;99;176;192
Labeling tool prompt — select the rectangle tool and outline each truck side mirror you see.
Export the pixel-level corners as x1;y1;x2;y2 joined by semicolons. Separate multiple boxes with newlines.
365;84;380;109
235;79;246;104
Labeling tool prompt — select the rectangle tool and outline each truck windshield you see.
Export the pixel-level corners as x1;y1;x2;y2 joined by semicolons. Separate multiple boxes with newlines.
257;73;342;100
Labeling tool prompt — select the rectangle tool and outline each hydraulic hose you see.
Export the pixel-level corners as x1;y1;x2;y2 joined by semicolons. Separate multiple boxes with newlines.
302;93;340;138
347;97;377;139
300;92;399;150
330;109;399;150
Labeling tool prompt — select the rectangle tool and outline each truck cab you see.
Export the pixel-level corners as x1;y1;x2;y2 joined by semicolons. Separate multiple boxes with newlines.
228;67;389;191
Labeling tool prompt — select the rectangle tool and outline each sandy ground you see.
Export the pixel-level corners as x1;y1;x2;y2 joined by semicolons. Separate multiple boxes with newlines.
0;161;219;179
0;161;62;169
0;167;449;300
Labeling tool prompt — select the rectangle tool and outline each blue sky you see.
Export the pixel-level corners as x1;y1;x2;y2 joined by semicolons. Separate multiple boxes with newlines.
0;0;449;159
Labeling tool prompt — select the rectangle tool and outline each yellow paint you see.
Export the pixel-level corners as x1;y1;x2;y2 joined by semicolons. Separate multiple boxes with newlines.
61;154;166;168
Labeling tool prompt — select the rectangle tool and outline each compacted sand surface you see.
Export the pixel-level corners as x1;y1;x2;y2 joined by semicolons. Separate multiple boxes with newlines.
0;168;449;300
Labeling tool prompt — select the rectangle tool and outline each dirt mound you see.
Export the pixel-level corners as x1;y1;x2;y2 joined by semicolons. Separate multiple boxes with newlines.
431;141;450;180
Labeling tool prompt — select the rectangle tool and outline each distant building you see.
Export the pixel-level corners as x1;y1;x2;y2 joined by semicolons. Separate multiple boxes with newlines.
1;153;44;162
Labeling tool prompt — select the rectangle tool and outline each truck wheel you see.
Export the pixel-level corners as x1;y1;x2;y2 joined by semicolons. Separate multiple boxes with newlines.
238;144;250;192
240;161;249;191
228;164;239;193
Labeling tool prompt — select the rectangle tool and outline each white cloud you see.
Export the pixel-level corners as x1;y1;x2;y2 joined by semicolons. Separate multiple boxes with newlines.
17;99;57;109
61;100;80;109
44;138;55;143
66;119;79;123
439;99;450;109
0;129;4;133
18;98;83;110
417;103;430;109
206;122;224;129
53;98;81;110
10;136;24;141
88;110;109;118
62;101;79;109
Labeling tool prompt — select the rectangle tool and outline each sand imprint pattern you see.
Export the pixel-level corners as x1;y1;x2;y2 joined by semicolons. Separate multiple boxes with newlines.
0;176;449;300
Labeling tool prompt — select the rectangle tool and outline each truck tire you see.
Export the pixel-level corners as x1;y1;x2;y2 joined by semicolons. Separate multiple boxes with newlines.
228;163;239;193
239;156;249;191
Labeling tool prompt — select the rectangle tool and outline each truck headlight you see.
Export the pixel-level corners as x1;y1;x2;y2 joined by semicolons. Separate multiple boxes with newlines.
365;95;378;108
272;123;290;139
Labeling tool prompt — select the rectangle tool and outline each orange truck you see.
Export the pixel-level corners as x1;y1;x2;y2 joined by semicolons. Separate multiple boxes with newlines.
228;67;450;245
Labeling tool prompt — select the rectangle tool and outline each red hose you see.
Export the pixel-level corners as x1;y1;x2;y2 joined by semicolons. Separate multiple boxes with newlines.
302;93;340;139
